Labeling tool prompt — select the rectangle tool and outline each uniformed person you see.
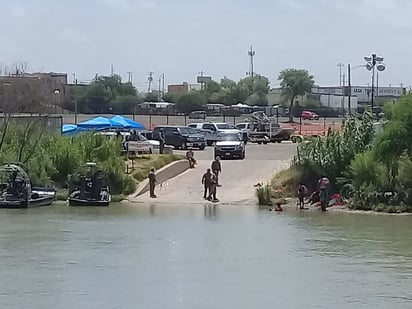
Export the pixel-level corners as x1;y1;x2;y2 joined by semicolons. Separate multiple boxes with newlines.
148;168;157;198
211;157;222;187
201;168;212;199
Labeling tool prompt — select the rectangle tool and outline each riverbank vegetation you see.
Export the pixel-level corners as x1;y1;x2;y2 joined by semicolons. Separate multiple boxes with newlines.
270;94;412;213
0;119;181;200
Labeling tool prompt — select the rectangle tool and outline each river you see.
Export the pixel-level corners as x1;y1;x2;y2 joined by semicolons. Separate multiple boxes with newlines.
0;203;411;309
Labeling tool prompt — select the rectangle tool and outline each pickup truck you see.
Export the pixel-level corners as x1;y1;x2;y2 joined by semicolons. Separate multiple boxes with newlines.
187;122;233;146
214;129;245;160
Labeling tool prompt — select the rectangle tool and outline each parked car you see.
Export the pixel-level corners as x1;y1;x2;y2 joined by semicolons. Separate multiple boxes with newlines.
301;110;319;120
189;111;206;120
152;126;206;150
187;122;232;146
214;129;245;160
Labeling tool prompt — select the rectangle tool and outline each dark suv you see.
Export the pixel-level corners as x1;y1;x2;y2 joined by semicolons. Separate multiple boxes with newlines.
152;126;206;150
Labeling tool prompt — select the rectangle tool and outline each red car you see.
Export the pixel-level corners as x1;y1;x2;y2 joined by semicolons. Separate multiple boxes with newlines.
301;110;319;120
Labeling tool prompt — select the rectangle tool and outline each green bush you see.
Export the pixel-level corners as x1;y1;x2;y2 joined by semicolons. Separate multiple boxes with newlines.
256;183;273;206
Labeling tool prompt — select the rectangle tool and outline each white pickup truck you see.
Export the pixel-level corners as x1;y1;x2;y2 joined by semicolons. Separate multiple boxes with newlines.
187;122;233;146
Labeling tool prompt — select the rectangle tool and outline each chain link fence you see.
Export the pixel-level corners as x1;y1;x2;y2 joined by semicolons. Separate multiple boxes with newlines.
0;115;63;133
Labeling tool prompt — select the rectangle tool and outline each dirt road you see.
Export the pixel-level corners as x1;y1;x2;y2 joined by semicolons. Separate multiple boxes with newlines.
133;143;296;205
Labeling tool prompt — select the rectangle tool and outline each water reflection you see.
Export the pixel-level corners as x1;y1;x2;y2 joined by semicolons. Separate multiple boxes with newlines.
204;204;218;220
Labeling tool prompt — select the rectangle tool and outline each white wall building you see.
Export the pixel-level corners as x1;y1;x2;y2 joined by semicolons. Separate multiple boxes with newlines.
320;95;358;115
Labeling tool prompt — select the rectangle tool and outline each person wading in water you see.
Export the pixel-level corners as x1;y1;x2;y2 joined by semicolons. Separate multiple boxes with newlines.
318;175;330;211
211;157;222;187
201;168;212;199
148;168;158;198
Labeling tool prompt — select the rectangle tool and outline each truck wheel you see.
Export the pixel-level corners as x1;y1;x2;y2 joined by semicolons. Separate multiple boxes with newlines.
263;141;268;145
257;141;262;145
207;140;213;146
199;145;205;150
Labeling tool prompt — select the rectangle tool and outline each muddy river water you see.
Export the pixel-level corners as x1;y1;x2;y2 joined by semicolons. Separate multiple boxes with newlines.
0;203;411;308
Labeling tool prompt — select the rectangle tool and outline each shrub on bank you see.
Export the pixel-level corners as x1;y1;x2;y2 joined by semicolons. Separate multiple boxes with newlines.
256;183;274;206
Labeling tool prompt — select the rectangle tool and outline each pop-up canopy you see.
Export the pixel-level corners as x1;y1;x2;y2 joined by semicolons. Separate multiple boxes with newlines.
77;116;123;129
110;115;144;129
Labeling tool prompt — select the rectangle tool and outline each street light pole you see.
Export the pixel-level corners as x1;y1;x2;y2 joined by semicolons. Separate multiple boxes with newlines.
364;54;385;114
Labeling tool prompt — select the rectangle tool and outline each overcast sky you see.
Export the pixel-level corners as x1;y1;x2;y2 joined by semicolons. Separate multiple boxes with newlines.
0;0;411;91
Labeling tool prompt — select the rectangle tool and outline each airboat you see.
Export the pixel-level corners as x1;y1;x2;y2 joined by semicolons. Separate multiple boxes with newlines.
68;163;111;207
0;163;56;208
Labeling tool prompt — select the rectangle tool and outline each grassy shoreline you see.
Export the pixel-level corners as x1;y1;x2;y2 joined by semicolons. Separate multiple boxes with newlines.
259;167;412;214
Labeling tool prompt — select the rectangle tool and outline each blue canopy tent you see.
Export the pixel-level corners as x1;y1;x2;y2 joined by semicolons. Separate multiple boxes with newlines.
77;116;123;130
62;124;79;135
62;124;90;136
110;115;144;130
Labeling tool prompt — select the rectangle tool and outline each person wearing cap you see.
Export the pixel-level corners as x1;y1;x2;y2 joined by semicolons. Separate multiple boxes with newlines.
211;157;222;187
148;168;157;198
201;168;212;199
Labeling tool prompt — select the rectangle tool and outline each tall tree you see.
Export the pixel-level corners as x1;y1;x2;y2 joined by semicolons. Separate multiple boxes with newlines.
278;69;314;122
238;75;270;96
220;77;236;89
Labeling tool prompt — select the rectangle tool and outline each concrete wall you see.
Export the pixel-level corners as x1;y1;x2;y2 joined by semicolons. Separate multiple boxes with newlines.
134;160;191;197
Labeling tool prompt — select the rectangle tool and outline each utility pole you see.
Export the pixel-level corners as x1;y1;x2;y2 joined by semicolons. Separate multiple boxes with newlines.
111;64;114;76
199;70;204;90
348;64;351;116
127;72;133;84
248;46;256;77
342;74;346;116
158;77;161;102
148;72;154;93
337;63;344;87
162;73;165;97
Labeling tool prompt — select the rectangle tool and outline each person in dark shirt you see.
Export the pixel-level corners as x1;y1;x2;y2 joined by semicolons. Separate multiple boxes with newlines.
159;129;165;154
208;173;219;202
211;157;222;187
201;168;212;199
148;168;157;198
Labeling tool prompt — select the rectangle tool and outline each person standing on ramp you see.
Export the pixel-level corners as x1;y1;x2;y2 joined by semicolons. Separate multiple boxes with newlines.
201;168;212;199
148;168;158;198
211;157;222;187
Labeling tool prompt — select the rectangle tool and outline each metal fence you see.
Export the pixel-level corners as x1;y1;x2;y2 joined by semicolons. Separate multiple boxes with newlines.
0;115;63;133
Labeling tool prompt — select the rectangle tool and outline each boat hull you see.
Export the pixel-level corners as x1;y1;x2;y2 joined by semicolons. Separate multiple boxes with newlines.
0;196;54;209
68;198;110;207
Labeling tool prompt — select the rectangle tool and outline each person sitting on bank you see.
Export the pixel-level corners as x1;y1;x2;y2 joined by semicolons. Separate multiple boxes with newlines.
186;148;196;168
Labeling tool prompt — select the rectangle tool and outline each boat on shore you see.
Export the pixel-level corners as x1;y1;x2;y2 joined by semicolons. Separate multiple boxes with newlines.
68;163;111;207
0;164;55;209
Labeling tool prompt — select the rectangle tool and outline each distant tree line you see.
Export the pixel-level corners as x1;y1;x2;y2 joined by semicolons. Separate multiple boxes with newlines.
62;69;317;117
